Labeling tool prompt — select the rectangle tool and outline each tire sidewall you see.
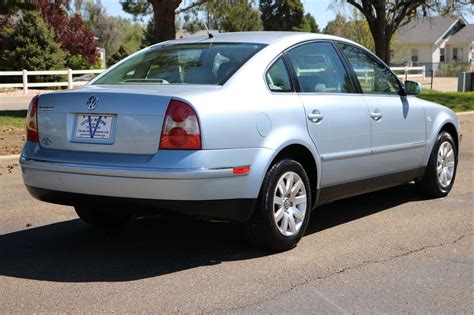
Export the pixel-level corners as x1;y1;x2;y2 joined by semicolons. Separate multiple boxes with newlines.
260;159;312;249
430;132;458;195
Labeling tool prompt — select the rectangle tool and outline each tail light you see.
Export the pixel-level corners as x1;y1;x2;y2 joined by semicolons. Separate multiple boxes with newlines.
160;99;201;150
26;95;39;142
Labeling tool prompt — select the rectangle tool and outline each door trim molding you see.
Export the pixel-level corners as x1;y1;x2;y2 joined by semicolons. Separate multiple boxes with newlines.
371;141;426;155
321;148;371;161
321;141;426;162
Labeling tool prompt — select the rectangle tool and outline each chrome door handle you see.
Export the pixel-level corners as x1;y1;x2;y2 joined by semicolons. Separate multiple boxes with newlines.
370;109;383;121
308;110;323;123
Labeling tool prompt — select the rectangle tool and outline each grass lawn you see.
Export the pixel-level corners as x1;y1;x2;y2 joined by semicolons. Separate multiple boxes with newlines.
0;110;27;129
417;90;474;112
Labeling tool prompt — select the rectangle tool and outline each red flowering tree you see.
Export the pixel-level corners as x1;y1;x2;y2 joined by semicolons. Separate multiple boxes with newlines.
36;0;99;66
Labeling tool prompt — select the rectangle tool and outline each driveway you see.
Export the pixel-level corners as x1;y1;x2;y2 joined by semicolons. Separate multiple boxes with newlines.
0;114;472;313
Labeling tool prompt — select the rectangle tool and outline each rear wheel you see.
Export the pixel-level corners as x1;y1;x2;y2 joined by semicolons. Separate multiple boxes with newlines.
245;159;311;251
74;206;133;228
416;131;457;198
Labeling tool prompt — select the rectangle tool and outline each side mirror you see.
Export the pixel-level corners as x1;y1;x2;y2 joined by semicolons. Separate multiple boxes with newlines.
404;80;422;96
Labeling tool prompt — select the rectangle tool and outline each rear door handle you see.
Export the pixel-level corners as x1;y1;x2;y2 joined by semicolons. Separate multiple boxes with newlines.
308;110;323;123
370;109;383;121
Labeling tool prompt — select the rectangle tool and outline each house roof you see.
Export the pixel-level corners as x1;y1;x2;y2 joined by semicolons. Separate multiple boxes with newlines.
447;24;474;45
396;16;462;45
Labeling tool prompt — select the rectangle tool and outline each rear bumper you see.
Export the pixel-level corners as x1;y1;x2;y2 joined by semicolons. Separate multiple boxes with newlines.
20;145;275;221
25;186;255;222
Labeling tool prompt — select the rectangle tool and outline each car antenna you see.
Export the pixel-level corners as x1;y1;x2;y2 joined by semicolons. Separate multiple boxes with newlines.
203;22;214;39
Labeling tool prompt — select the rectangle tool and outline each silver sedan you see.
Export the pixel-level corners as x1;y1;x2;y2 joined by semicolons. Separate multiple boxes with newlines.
21;32;461;250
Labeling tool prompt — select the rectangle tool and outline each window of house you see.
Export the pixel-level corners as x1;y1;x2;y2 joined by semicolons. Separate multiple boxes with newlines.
453;48;463;62
411;49;419;63
440;48;445;62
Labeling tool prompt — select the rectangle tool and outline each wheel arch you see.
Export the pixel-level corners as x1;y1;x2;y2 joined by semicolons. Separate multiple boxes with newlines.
439;122;459;153
423;108;461;166
263;143;320;208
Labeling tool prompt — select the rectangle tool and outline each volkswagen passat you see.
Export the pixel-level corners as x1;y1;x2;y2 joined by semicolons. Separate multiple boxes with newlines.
21;32;461;250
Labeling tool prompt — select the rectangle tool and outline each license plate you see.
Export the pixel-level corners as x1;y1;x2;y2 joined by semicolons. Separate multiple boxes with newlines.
74;114;114;140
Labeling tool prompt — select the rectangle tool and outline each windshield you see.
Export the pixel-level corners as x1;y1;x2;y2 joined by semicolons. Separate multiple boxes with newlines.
93;42;266;86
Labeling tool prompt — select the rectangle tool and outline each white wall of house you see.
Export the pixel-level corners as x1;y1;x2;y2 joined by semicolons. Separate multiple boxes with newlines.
444;44;471;63
392;44;434;65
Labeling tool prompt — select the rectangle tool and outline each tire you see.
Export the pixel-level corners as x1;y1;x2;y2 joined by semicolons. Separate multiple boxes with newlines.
245;159;312;251
416;131;458;198
74;206;133;228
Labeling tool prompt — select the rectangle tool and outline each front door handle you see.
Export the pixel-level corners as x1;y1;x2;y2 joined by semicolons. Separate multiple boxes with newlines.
308;110;323;123
370;109;383;121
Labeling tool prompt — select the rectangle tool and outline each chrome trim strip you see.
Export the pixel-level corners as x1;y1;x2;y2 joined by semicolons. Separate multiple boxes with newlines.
20;157;243;180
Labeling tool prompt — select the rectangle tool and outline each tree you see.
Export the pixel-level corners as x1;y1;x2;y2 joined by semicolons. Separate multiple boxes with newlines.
342;0;471;64
142;19;157;47
0;11;66;71
107;45;130;66
259;0;309;31
324;12;374;52
207;0;262;32
304;13;320;33
36;0;99;66
121;0;207;43
84;1;144;64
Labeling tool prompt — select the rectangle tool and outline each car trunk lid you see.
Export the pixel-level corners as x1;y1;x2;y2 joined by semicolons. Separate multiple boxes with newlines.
36;85;218;155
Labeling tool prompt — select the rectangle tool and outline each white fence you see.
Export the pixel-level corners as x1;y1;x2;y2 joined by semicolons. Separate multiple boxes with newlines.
391;66;426;81
0;69;105;94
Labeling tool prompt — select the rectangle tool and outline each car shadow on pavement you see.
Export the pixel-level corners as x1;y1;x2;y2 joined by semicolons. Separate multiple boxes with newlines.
0;183;424;283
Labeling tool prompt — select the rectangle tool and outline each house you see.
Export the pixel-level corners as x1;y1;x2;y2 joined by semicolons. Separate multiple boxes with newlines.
393;16;474;70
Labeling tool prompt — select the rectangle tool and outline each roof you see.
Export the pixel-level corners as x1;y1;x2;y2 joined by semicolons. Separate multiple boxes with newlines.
166;31;340;45
396;16;461;45
447;24;474;45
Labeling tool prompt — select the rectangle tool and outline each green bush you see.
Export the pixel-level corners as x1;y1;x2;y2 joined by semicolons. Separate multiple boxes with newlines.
435;63;471;77
0;11;66;72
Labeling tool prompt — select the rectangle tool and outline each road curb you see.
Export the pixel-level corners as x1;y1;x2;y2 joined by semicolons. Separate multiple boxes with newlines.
0;154;20;161
457;111;474;116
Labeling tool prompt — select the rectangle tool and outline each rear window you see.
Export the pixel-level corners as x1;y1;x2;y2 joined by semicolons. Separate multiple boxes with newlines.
93;42;266;86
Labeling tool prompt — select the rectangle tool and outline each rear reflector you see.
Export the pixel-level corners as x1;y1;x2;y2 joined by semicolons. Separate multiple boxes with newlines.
160;99;201;150
233;166;251;175
26;95;39;142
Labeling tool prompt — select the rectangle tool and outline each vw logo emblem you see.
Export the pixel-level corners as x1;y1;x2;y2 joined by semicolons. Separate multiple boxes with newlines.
86;95;99;110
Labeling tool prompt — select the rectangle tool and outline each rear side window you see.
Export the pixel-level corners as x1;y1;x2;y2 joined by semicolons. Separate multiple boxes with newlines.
286;42;354;93
266;57;293;92
338;43;401;95
93;43;266;86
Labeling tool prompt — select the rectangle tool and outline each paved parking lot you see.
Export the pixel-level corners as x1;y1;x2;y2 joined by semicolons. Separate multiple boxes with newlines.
0;114;472;313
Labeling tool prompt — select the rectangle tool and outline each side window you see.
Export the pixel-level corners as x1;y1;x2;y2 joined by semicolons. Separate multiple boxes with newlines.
338;44;401;95
266;57;293;92
286;42;354;93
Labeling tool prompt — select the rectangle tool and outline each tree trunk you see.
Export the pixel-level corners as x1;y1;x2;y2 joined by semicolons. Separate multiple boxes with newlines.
151;0;180;43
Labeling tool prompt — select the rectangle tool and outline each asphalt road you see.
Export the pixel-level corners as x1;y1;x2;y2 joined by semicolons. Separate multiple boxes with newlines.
0;115;473;313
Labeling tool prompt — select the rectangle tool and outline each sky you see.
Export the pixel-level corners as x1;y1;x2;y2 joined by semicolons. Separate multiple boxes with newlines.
101;0;472;29
101;0;337;29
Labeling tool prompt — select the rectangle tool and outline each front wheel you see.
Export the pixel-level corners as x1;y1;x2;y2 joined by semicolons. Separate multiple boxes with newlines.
416;131;458;198
245;159;312;251
74;206;133;228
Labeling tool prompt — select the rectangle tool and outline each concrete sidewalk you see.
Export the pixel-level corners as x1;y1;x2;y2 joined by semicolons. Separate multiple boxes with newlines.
0;95;33;111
